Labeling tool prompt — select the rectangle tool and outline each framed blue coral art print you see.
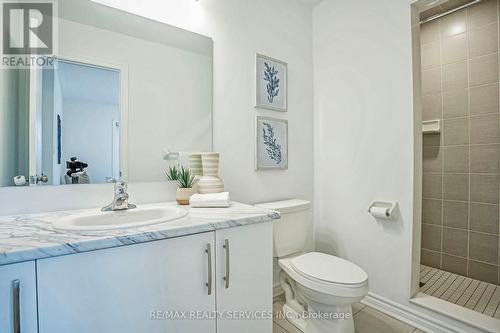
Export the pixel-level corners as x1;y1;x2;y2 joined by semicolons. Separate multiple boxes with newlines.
256;116;288;170
256;54;287;111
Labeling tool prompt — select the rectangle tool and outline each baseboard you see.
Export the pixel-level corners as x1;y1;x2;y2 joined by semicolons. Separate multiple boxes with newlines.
362;292;490;333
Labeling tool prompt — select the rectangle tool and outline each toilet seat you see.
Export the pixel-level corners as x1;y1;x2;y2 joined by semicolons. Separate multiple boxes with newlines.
291;252;368;285
279;252;369;298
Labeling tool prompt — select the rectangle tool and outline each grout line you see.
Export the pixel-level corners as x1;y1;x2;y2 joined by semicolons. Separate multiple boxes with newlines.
422;197;500;206
424;143;500;149
436;274;459;298
439;16;445;270
465;1;473;280
497;0;500;287
422;51;499;72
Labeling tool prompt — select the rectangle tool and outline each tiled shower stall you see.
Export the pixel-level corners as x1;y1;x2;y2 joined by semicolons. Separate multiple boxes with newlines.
420;0;500;286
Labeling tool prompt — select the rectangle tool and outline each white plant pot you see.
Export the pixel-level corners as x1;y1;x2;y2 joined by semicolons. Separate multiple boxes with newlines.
176;187;195;205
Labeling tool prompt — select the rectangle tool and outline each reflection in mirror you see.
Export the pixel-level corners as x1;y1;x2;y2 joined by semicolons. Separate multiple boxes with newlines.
0;0;213;187
47;60;120;185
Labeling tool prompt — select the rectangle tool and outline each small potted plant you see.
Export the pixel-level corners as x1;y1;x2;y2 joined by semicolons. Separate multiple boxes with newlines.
165;166;179;182
174;166;196;205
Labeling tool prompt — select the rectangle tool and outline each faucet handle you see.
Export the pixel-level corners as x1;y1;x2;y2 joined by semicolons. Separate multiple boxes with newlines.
106;177;118;183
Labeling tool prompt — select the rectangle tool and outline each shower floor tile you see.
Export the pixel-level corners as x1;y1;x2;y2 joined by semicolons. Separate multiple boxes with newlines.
420;265;500;319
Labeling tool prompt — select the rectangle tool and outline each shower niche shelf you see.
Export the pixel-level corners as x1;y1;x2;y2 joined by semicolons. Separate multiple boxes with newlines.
422;120;440;134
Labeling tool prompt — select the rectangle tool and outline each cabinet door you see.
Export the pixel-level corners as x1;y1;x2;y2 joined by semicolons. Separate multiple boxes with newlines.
0;261;38;333
37;232;216;333
215;222;273;333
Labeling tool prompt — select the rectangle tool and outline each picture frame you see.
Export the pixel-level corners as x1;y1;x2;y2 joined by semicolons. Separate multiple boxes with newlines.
255;54;287;112
255;116;288;170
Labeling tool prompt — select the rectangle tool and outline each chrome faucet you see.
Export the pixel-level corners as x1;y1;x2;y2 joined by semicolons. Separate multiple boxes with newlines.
102;178;137;212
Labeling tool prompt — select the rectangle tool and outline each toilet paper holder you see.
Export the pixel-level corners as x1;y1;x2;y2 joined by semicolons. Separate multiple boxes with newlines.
368;201;398;220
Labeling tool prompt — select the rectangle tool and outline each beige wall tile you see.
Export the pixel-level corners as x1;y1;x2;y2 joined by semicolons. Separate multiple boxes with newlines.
443;61;468;91
443;200;469;229
421;249;442;268
469;22;499;58
443;174;469;201
470;84;499;115
443;227;468;257
442;253;468;275
443;89;468;119
423;173;443;199
423;93;443;120
470;174;499;204
443;145;469;173
470;203;500;234
440;10;467;38
424;147;443;172
443;118;469;145
421;20;440;45
470;114;500;144
470;144;500;174
423;133;443;147
442;33;467;64
422;42;441;70
423;198;443;225
422;67;442;95
469;53;499;87
469;231;499;264
467;0;499;30
422;223;443;251
468;260;499;284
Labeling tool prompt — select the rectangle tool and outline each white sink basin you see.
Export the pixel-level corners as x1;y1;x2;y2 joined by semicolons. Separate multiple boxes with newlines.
53;206;188;231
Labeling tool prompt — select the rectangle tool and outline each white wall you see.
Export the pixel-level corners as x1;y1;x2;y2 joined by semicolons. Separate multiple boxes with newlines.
0;0;314;215
313;0;416;304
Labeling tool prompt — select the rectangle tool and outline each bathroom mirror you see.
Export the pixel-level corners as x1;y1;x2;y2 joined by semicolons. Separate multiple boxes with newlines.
0;0;213;187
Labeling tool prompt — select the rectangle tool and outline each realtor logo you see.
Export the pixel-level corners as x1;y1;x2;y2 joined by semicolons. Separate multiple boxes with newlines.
1;0;57;68
3;2;53;54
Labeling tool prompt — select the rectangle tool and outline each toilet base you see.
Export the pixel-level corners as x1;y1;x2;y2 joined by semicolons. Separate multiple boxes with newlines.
282;303;307;332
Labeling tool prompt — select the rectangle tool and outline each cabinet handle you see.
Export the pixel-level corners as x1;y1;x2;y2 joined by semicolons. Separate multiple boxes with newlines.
12;279;20;333
205;243;212;295
223;239;230;289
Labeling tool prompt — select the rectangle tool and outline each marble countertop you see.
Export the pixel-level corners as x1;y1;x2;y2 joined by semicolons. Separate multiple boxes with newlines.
0;202;279;266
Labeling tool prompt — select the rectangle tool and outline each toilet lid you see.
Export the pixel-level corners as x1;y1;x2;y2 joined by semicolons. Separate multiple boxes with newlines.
291;252;368;285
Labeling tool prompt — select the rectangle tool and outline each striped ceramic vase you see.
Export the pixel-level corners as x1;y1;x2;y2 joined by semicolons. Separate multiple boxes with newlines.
197;153;224;194
188;154;203;193
188;154;203;177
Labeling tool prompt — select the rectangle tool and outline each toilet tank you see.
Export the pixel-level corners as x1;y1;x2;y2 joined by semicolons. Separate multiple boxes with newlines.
255;199;312;258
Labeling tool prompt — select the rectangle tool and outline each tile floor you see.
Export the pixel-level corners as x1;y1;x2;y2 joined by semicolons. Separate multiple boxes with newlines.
273;299;425;333
420;265;500;319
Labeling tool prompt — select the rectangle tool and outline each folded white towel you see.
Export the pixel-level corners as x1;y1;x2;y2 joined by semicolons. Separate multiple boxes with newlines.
190;192;230;208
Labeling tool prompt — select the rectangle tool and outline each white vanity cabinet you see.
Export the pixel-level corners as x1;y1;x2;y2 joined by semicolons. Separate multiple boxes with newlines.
37;232;217;333
0;261;38;333
35;222;273;333
215;222;273;333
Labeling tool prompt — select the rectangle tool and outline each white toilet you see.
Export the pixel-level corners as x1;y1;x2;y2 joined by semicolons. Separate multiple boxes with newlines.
255;199;369;333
